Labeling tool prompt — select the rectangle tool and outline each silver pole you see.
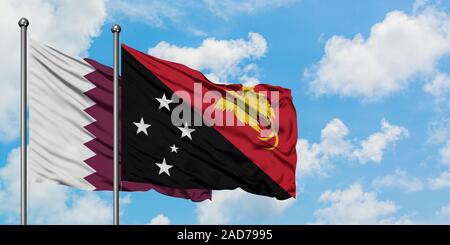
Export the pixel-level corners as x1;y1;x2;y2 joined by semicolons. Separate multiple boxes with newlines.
111;24;121;226
18;17;29;226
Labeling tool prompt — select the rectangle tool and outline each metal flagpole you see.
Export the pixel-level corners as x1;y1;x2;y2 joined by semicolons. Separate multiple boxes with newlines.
18;17;29;226
111;24;121;226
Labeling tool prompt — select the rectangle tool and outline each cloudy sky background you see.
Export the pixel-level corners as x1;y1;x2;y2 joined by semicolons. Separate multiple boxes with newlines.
1;0;450;224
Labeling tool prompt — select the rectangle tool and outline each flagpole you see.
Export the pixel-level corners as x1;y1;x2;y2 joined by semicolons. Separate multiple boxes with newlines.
112;24;121;226
18;17;29;226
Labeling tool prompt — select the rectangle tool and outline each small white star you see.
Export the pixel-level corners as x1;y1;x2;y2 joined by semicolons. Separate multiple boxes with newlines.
156;93;173;111
155;158;173;176
177;122;195;140
170;144;179;153
133;117;151;135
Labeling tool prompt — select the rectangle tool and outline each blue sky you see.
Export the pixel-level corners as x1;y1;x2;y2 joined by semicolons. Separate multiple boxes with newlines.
1;0;450;224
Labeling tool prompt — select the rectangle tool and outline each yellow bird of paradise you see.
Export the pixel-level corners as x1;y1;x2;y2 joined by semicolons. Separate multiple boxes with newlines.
214;86;279;150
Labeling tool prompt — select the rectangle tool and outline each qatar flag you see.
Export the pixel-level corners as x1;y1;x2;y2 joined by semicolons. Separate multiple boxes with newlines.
28;41;210;202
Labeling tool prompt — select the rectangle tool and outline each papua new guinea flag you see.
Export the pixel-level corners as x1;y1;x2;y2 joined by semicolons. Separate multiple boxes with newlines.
121;44;297;200
28;41;210;202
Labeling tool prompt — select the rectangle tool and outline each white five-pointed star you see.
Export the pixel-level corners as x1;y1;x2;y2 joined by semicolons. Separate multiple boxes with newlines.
170;144;179;153
155;93;173;111
177;122;195;140
155;158;173;176
133;117;151;135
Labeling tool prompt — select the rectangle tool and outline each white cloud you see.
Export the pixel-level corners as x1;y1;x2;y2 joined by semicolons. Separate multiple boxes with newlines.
298;118;408;177
352;119;409;164
204;0;298;19
318;118;352;156
439;140;450;165
196;189;294;224
372;169;424;192
108;1;296;35
437;202;450;217
297;139;330;178
426;119;450;176
427;117;450;144
108;0;181;28
47;192;112;225
148;214;171;225
307;6;450;101
239;63;263;86
0;148;115;224
148;32;267;84
313;183;410;224
428;170;450;189
0;0;107;141
239;75;262;87
0;148;22;216
424;73;450;98
297;118;350;177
